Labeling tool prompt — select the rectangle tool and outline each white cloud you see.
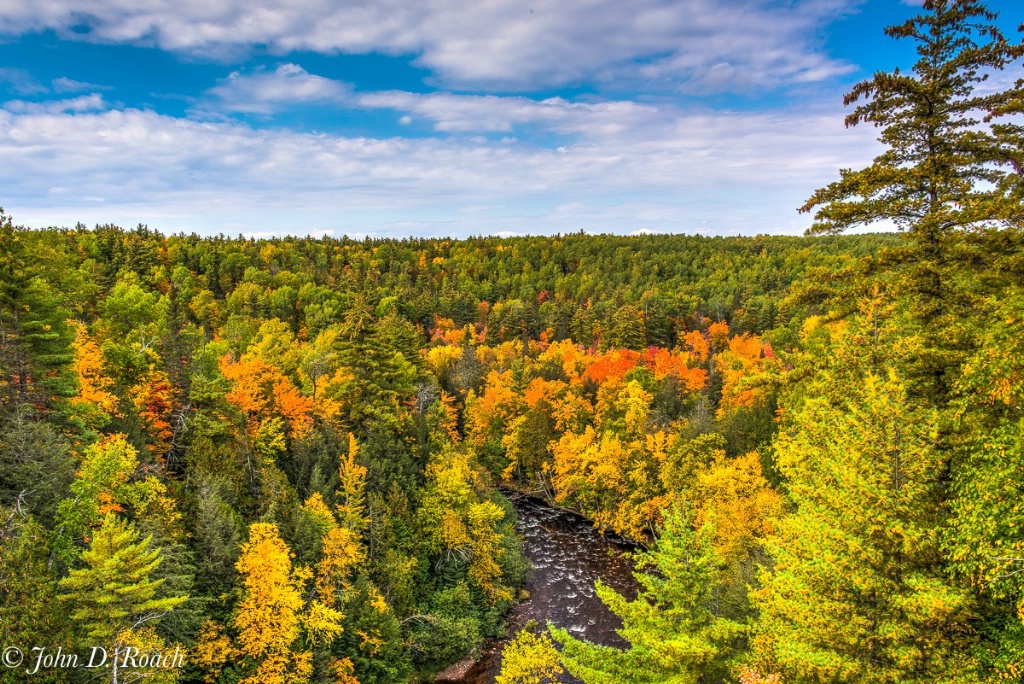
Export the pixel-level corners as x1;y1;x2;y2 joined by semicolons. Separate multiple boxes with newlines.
356;90;662;134
199;63;351;115
0;0;856;91
0;98;880;237
3;93;108;114
0;67;47;96
51;77;112;93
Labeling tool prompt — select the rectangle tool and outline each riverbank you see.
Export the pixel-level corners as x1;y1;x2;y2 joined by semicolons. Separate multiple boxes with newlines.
441;494;640;683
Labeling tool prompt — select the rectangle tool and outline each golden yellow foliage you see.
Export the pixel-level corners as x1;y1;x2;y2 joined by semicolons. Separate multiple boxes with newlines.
426;343;464;379
330;657;361;684
420;446;512;602
550;425;671;539
113;627;182;684
71;322;119;415
193;620;236;684
708;320;731;349
692;451;784;562
233;523;327;684
537;338;587;382
315;526;366;606
337;433;369;531
496;629;565;684
303;599;344;646
464;370;524;449
683;329;711;362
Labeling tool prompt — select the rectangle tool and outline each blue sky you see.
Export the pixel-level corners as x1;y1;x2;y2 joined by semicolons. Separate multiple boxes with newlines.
0;0;1020;238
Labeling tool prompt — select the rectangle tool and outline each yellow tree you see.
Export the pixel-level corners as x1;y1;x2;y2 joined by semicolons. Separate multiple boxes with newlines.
231;523;341;684
309;435;369;610
496;628;565;684
336;433;369;532
58;433;181;539
691;451;783;564
552;427;676;540
418;445;512;602
69;321;118;427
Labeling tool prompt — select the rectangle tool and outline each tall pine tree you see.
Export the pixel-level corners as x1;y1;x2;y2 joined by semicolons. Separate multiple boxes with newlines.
59;513;187;640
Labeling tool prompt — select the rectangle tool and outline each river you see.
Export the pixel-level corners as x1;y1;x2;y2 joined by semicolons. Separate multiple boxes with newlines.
442;494;640;684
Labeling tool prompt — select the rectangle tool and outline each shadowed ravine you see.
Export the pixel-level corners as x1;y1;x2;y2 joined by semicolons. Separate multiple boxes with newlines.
442;495;640;683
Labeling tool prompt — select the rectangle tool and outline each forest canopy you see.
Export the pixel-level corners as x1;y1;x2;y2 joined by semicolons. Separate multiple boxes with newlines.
0;217;893;683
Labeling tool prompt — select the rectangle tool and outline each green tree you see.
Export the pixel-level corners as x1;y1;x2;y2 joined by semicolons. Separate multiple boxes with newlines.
801;1;1024;247
0;215;76;411
58;513;187;640
0;517;74;684
943;289;1024;675
0;406;74;526
753;317;976;683
607;305;647;351
551;506;742;684
336;577;410;684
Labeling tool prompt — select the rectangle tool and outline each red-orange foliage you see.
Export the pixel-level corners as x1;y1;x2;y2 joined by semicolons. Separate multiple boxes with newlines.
717;334;769;413
523;377;563;409
582;349;640;385
219;354;314;437
682;329;710;362
738;666;782;684
133;370;176;458
464;370;524;448
642;347;707;391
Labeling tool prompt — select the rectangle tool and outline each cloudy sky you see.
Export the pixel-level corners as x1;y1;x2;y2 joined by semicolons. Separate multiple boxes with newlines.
0;0;1020;238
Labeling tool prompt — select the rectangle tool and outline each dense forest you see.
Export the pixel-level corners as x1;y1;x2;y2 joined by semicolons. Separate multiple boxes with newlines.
3;1;1024;683
0;212;889;683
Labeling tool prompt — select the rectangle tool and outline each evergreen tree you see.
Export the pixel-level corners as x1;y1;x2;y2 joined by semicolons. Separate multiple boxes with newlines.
798;0;1024;389
0;406;74;526
944;289;1024;675
0;517;74;684
336;577;410;684
58;513;187;640
607;305;647;351
0;215;76;411
801;0;1024;250
753;316;976;683
551;506;742;684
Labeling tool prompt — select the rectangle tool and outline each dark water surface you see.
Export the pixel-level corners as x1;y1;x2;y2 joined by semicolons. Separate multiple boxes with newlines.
447;495;639;683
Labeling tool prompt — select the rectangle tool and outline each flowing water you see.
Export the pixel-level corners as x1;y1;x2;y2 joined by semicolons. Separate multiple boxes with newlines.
443;495;640;683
